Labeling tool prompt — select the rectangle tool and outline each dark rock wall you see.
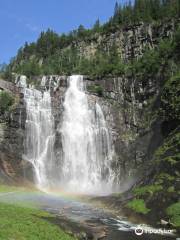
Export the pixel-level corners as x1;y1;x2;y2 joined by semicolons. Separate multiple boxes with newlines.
0;88;33;183
84;76;163;186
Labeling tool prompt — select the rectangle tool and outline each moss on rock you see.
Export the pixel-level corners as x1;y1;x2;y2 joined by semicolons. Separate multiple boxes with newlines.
166;202;180;227
126;199;150;214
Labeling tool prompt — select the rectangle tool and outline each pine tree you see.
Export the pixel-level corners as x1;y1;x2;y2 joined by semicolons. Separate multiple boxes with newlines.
93;19;100;31
114;2;119;17
77;25;87;38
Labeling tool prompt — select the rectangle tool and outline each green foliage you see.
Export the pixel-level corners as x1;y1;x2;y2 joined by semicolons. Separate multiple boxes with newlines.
5;0;180;79
174;27;180;60
0;91;14;114
0;63;12;81
87;84;103;96
133;39;173;81
107;0;180;28
155;130;180;165
15;60;42;77
133;49;160;76
133;185;163;196
169;215;180;228
0;184;24;193
160;73;180;121
157;173;175;182
126;199;150;214
36;29;60;58
132;130;180;220
166;202;180;227
0;203;76;240
158;39;173;60
77;25;87;38
93;19;101;32
167;186;175;193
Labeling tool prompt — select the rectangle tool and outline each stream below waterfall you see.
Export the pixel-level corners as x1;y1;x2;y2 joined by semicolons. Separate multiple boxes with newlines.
0;191;176;240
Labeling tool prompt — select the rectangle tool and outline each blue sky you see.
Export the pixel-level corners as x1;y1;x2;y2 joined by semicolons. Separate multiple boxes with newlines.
0;0;127;63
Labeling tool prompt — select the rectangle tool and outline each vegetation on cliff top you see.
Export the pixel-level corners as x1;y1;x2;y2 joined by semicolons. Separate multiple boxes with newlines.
1;0;180;79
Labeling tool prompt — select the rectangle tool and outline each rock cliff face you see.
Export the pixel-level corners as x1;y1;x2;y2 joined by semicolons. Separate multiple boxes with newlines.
66;19;177;61
85;76;161;184
0;92;32;183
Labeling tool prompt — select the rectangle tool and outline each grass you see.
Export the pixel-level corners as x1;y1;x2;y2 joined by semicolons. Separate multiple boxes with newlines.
166;202;180;227
0;184;25;193
0;202;77;240
126;199;150;214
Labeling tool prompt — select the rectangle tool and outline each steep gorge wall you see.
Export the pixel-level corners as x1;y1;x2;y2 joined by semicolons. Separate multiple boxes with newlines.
64;19;177;61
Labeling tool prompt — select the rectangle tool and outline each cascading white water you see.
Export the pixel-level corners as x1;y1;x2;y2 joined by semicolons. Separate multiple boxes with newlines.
23;75;115;194
60;75;115;194
23;87;55;190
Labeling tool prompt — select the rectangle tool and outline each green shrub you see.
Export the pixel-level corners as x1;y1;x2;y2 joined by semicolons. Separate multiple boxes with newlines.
158;173;175;181
87;84;103;96
126;199;150;214
134;49;161;76
0;91;14;114
166;202;180;227
155;173;175;185
174;27;180;60
133;185;163;196
160;73;180;121
154;130;180;164
167;186;175;193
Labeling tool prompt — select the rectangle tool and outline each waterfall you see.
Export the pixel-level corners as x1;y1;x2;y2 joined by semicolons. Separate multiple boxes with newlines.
60;75;114;194
23;75;115;194
23;87;55;190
